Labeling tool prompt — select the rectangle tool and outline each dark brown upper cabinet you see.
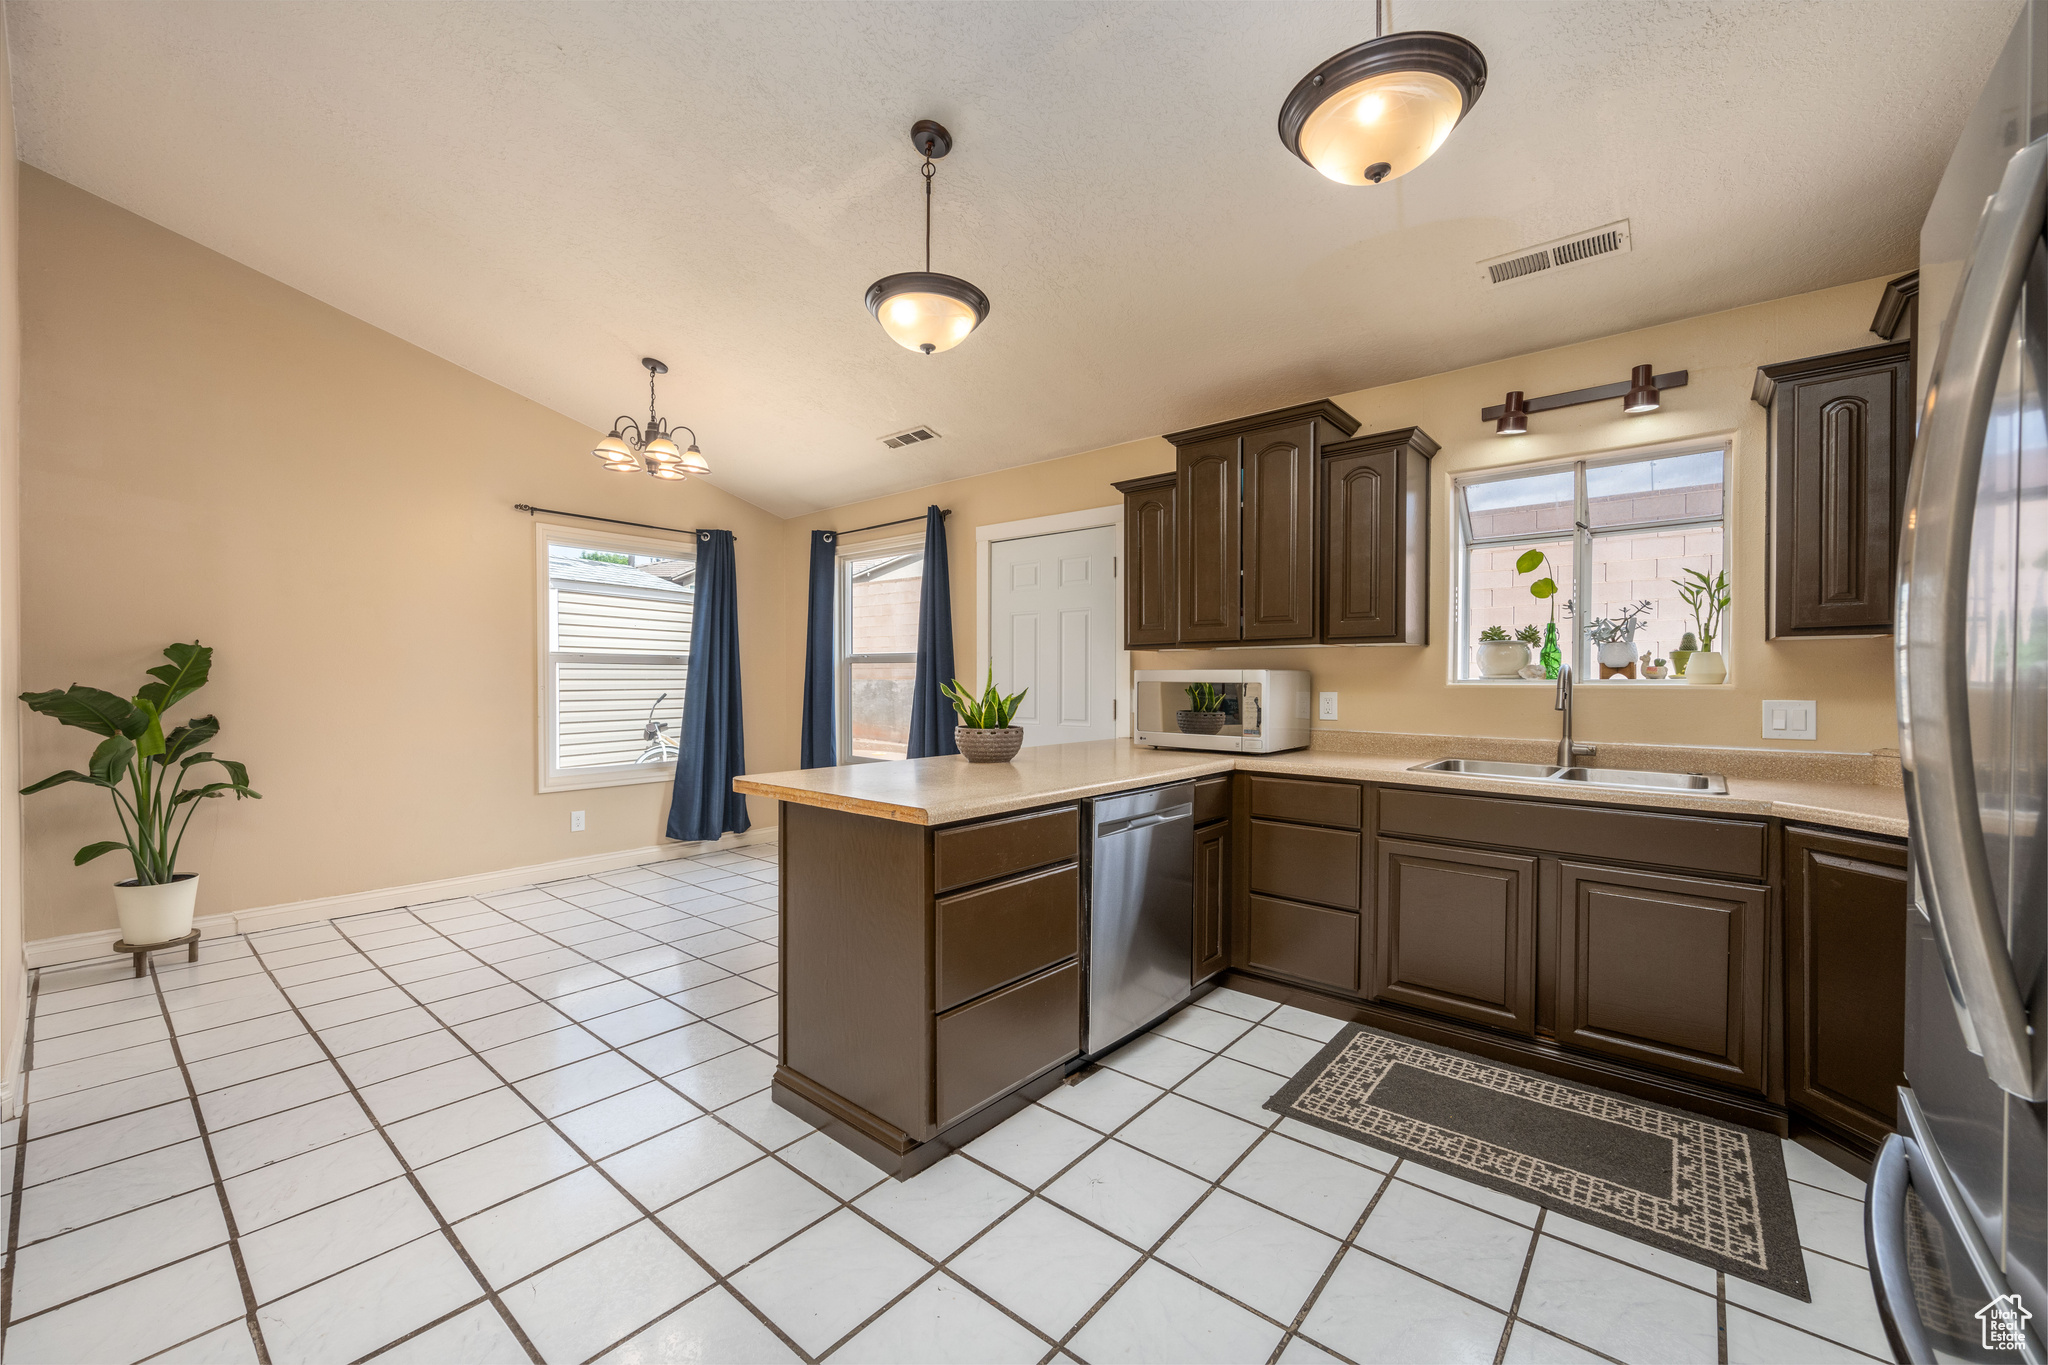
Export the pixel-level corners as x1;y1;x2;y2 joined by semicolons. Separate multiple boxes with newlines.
1112;473;1177;648
1166;401;1360;645
1176;434;1243;643
1870;270;1919;409
1322;426;1437;645
1753;341;1913;638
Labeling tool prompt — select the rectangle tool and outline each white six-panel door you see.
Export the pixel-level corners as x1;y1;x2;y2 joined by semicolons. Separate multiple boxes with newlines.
989;525;1120;747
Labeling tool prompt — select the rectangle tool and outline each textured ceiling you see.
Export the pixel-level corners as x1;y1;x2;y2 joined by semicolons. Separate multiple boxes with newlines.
5;1;2016;516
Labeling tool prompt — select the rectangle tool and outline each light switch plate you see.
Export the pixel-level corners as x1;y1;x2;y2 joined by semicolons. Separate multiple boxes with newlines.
1319;691;1339;720
1762;700;1817;741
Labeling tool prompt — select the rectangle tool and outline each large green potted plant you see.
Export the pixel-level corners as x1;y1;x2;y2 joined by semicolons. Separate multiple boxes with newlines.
19;642;260;945
1675;569;1731;685
940;666;1029;764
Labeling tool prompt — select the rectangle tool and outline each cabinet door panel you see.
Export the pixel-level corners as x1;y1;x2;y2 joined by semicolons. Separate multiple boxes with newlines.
1556;862;1769;1093
1177;436;1240;642
1247;895;1360;993
1194;821;1230;983
1324;446;1398;640
1242;421;1315;641
1123;482;1178;648
1374;839;1536;1035
1769;350;1912;635
1785;828;1907;1145
1250;819;1362;910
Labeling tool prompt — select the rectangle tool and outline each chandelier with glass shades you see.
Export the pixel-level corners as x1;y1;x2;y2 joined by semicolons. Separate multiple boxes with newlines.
865;120;991;355
592;358;709;481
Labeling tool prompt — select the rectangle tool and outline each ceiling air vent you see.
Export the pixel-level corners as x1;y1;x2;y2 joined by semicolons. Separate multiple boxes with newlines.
880;425;940;449
1478;220;1632;287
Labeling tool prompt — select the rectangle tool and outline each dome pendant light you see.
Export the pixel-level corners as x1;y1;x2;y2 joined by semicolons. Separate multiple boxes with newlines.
1277;3;1486;186
865;120;990;355
591;358;710;480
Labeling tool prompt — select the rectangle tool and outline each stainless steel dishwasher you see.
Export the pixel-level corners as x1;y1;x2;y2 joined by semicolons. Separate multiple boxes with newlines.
1084;780;1195;1056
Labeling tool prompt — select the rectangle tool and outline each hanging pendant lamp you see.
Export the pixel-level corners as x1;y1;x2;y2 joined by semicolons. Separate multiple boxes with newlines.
1277;4;1486;187
591;358;709;480
865;120;990;355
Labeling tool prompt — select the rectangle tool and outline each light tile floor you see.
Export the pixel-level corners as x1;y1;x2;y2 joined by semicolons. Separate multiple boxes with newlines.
0;841;1890;1365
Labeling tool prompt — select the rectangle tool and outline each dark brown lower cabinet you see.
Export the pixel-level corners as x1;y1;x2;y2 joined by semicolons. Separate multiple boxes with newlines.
1246;894;1360;993
1784;826;1908;1148
1556;861;1770;1094
1194;820;1229;983
1373;838;1537;1035
935;961;1081;1128
1249;819;1362;910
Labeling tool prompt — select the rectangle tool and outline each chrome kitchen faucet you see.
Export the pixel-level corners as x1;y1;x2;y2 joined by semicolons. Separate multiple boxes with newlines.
1554;660;1597;768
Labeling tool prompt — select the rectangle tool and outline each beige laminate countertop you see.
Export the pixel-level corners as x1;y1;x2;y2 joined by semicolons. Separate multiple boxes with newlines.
735;738;1908;839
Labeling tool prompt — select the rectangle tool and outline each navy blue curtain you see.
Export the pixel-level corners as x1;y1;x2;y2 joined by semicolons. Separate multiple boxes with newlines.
667;529;751;841
799;530;836;768
905;505;959;758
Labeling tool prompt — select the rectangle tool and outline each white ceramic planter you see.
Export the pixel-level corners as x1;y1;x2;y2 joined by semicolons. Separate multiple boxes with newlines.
1475;641;1531;678
1596;640;1639;669
1683;651;1727;685
113;874;199;945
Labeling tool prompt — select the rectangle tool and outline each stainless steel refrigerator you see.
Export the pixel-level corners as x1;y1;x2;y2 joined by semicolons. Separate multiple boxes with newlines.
1871;7;2048;1361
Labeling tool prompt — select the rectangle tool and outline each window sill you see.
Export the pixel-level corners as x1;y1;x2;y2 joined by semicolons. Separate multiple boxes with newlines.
538;764;678;794
1448;677;1731;688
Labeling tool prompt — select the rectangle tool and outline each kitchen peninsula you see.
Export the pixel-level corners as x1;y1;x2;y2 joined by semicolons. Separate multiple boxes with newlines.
738;736;1907;1177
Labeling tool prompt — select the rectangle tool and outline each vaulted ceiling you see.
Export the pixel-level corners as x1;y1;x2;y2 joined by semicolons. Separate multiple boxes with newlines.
6;1;2015;515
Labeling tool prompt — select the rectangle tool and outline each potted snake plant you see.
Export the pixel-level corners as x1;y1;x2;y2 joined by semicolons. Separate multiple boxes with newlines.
1178;681;1229;735
941;666;1029;763
18;642;260;945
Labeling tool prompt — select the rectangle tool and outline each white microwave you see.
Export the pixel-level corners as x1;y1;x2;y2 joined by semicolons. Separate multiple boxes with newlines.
1132;669;1312;753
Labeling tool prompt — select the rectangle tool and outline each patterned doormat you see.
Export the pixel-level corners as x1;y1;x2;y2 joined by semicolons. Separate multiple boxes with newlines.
1265;1024;1809;1300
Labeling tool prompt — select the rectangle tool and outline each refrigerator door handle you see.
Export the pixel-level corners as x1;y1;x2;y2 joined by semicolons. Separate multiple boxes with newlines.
1899;135;2048;1101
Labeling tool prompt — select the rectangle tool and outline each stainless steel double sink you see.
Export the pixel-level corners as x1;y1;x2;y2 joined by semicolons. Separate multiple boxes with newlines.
1408;757;1729;795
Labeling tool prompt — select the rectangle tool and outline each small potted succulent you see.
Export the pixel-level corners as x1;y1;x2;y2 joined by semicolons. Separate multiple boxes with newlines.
1589;600;1654;672
940;667;1029;763
1670;631;1699;677
1474;626;1531;678
1642;655;1669;680
1178;682;1229;735
18;642;261;946
1676;569;1731;685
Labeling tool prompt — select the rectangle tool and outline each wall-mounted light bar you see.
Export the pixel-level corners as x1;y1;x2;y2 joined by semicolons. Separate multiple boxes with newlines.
1480;366;1688;435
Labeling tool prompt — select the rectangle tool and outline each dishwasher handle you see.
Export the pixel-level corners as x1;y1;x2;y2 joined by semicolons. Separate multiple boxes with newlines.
1095;803;1193;839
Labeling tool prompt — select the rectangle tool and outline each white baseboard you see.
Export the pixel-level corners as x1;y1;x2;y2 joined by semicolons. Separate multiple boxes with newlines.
25;827;777;970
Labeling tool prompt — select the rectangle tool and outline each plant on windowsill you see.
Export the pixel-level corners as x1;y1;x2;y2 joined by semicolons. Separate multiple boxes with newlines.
1676;569;1731;685
17;643;261;947
1589;599;1655;675
1474;626;1531;679
1177;681;1230;735
942;666;1029;763
1515;549;1566;679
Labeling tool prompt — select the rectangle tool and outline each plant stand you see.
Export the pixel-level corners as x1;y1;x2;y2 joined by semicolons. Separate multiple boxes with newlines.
1598;661;1639;679
111;929;200;978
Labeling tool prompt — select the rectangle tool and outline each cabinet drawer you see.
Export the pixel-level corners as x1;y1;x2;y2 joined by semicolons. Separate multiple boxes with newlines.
1249;776;1363;829
935;960;1080;1128
1194;775;1232;827
1251;819;1361;909
1377;788;1766;881
933;805;1080;894
1247;895;1360;993
935;864;1080;1012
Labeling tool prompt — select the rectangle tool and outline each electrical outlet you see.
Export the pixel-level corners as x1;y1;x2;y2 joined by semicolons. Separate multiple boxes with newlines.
1319;691;1339;721
570;810;586;832
1762;700;1817;741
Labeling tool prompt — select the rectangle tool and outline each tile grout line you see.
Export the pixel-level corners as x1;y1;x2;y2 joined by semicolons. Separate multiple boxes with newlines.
1494;1206;1546;1365
320;912;819;1365
237;931;551;1365
1717;1270;1729;1365
143;953;274;1365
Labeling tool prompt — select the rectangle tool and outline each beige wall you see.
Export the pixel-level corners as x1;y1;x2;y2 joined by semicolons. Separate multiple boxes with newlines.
0;13;25;1106
18;168;792;944
790;274;1902;757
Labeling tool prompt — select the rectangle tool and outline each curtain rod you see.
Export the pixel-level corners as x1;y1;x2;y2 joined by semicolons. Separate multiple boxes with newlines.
514;504;734;542
835;508;950;537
